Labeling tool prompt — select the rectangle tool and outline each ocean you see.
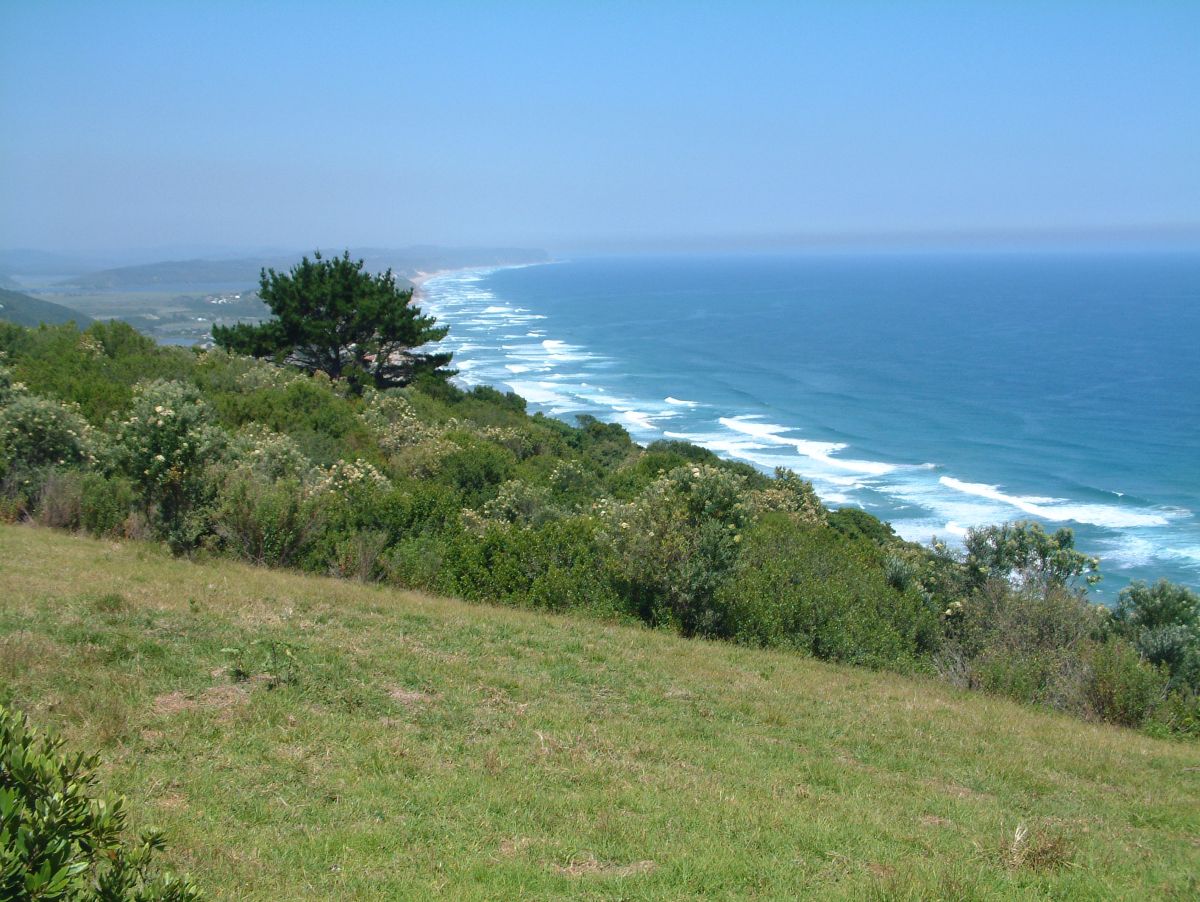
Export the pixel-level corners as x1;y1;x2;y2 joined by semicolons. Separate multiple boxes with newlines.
419;252;1200;600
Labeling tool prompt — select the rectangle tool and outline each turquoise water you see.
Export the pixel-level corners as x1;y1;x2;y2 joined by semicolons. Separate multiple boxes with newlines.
421;252;1200;599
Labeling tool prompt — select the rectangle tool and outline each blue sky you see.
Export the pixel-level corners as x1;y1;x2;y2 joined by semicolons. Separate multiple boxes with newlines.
1;1;1197;254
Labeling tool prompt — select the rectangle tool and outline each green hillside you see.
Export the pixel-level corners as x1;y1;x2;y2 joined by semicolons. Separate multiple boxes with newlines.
54;247;549;290
1;524;1197;900
0;286;93;327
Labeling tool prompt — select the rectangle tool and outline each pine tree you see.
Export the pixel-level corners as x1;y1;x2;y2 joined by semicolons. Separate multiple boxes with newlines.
212;250;453;390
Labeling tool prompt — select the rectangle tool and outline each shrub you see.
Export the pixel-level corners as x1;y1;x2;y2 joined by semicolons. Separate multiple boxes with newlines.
211;474;328;568
940;581;1101;711
827;506;896;546
747;469;826;526
1114;579;1200;632
437;440;516;505
481;479;561;528
0;356;25;404
80;473;135;537
1109;580;1200;693
602;464;751;635
964;520;1100;591
35;470;85;530
382;534;452;591
719;515;936;667
431;517;621;616
107;380;227;549
1083;640;1169;728
0;393;93;472
225;426;312;482
1147;689;1200;738
0;703;202;900
329;530;390;582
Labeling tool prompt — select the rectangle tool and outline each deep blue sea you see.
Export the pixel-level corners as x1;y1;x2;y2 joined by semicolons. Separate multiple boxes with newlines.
421;252;1200;600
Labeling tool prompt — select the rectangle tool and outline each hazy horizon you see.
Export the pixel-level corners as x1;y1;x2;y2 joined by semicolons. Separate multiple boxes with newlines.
2;2;1198;257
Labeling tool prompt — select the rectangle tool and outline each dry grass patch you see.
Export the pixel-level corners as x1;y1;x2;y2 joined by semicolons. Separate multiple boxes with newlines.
555;855;657;877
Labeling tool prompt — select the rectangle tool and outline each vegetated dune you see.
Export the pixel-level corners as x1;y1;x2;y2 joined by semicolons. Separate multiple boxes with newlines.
1;524;1197;900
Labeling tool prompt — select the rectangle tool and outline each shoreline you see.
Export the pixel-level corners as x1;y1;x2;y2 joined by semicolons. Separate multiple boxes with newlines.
413;258;1199;601
410;259;556;304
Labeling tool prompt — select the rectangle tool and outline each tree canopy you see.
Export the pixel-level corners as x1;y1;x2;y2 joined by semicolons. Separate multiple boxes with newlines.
212;251;452;390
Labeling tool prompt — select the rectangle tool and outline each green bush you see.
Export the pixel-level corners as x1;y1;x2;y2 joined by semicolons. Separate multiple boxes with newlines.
436;440;516;505
827;507;897;546
1147;689;1200;738
0;394;93;472
717;515;936;667
107;380;227;549
211;474;328;568
0;322;194;424
1111;580;1200;692
603;464;751;635
964;520;1100;591
0;704;202;900
79;474;135;537
1083;640;1169;728
431;518;622;617
940;581;1100;710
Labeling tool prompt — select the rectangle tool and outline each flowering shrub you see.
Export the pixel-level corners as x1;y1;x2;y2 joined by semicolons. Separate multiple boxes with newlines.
0;393;94;471
109;381;225;492
226;425;312;481
747;468;826;525
233;358;310;392
547;459;595;502
107;380;227;547
358;389;433;452
310;458;391;496
0;356;26;404
601;465;750;635
481;479;560;528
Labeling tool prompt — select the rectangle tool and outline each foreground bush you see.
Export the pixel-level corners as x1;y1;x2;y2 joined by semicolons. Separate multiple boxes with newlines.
719;515;938;667
0;704;202;900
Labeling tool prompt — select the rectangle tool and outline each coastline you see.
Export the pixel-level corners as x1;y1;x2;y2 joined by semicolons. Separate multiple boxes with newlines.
414;256;1200;600
408;269;453;301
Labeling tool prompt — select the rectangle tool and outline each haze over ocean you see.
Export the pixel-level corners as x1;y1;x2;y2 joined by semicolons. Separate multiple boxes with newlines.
421;252;1200;600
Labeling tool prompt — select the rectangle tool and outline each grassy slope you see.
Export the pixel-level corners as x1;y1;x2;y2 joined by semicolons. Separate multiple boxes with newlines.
1;525;1197;900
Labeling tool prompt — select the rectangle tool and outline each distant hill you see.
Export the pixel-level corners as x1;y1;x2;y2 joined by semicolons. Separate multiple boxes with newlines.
0;272;22;290
0;288;93;328
54;258;291;291
55;246;551;291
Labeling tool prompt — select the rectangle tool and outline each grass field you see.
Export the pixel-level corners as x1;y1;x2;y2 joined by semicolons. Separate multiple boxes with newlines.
1;524;1197;899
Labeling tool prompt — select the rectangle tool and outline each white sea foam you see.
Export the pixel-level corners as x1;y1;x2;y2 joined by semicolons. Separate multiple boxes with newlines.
665;396;699;407
938;477;1172;528
503;380;577;413
719;416;897;476
618;410;657;431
